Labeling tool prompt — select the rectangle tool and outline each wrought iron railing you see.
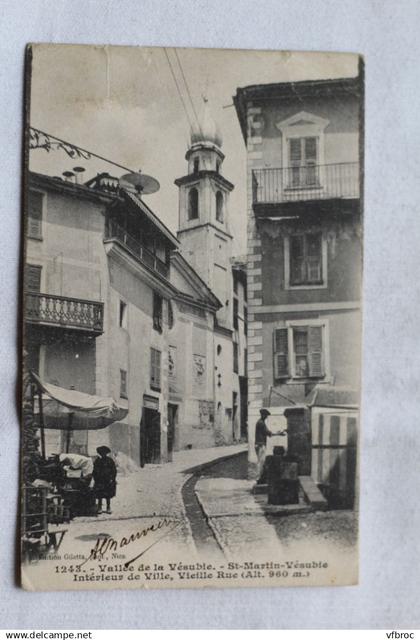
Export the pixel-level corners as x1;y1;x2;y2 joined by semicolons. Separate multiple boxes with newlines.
252;162;359;205
105;220;169;278
25;293;104;334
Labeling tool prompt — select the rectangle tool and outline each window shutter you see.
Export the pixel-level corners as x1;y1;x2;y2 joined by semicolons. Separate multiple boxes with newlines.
28;192;43;239
290;235;305;284
289;138;302;165
304;137;317;162
308;325;324;377
156;350;161;387
273;328;289;378
306;233;323;282
150;348;161;389
25;264;42;293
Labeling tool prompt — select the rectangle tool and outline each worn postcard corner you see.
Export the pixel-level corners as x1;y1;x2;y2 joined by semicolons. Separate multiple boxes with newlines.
21;44;362;591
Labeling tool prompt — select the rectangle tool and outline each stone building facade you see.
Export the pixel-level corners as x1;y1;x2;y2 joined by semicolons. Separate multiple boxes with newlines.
25;107;248;464
25;172;178;465
234;71;362;506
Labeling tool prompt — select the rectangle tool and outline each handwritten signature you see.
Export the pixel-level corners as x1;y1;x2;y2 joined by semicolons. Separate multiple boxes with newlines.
79;517;180;568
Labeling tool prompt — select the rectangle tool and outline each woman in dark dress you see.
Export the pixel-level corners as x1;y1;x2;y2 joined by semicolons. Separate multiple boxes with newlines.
93;446;117;514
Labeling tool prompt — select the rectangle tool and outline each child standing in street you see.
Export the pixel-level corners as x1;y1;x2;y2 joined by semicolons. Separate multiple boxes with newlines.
93;446;117;514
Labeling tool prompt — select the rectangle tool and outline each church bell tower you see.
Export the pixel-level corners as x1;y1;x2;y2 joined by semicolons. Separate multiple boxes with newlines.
175;102;234;326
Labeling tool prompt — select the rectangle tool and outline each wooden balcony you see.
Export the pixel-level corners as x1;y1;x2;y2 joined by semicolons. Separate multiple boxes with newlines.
104;220;169;279
252;162;359;210
25;293;104;335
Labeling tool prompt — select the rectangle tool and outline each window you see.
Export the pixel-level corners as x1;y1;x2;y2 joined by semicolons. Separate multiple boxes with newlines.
153;292;163;333
188;187;199;220
273;325;325;380
216;191;224;223
150;348;161;391
167;300;174;329
119;300;127;328
288;137;318;188
28;191;43;239
233;297;239;330
233;275;238;294
193;158;200;173
168;345;177;378
233;342;239;373
289;232;323;286
25;264;42;292
216;160;221;173
120;369;128;398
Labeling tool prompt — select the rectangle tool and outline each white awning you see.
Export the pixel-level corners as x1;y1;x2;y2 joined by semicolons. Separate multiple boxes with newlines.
31;372;128;430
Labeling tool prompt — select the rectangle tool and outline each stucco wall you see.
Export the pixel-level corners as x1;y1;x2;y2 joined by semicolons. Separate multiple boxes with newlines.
167;303;217;450
28;186;171;465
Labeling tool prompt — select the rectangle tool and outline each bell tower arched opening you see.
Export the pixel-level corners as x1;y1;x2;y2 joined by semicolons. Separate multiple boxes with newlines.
188;187;199;220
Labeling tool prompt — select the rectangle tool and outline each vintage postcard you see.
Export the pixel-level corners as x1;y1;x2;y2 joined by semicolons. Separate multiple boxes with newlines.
21;44;363;591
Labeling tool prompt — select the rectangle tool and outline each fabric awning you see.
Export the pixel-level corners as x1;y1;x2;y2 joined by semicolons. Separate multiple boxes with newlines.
31;372;128;430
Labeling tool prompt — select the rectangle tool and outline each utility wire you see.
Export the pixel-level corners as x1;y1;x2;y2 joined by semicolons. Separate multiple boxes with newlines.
163;48;194;130
173;49;203;137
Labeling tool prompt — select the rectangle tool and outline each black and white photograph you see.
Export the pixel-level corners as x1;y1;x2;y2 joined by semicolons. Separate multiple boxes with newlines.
21;44;362;591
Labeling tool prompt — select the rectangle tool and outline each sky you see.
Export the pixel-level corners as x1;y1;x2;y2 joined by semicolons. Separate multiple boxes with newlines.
29;45;358;255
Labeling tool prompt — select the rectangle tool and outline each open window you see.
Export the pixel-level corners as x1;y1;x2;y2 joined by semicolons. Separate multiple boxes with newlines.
273;323;327;381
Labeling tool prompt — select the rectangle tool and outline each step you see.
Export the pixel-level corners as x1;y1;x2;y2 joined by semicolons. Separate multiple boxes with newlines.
299;475;328;510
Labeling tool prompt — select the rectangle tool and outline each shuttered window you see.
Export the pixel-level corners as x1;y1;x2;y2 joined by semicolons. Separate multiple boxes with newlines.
290;232;323;285
120;369;128;398
150;348;161;391
273;327;289;379
153;292;163;333
233;297;239;329
233;342;239;373
273;325;325;380
28;191;43;239
25;264;42;293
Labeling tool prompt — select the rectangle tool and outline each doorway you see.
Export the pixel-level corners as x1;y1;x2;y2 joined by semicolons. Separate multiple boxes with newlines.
140;407;161;466
232;392;238;441
239;376;248;440
167;403;178;461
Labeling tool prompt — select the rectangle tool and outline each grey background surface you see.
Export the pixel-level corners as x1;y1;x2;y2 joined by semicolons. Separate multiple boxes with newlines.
0;0;419;629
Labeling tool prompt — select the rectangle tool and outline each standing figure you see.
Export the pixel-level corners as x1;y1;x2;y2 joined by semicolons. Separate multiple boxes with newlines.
93;446;117;514
255;409;287;483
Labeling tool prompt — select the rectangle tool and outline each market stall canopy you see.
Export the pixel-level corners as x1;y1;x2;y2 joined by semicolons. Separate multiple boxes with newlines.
31;372;128;430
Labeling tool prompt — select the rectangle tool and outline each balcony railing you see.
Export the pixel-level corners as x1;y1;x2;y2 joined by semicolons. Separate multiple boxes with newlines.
25;293;104;334
105;220;169;279
252;162;359;205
